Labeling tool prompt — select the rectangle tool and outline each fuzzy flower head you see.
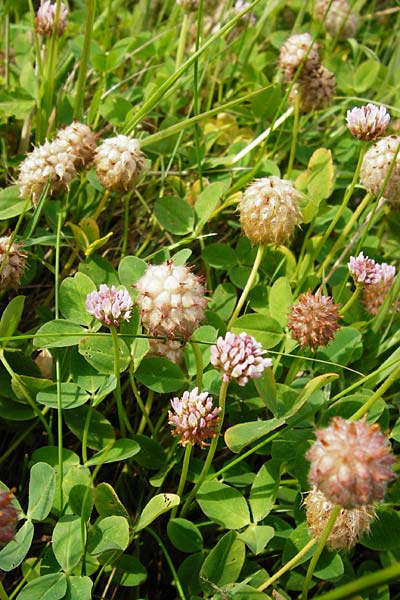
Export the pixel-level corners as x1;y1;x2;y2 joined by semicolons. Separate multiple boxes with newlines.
307;416;396;509
35;1;68;36
94;135;146;193
314;0;357;39
135;261;207;339
0;490;18;545
346;104;390;141
362;262;398;315
210;332;272;386
56;122;97;170
289;66;336;113
168;387;221;448
239;176;302;246
279;33;320;83
359;135;400;204
0;236;27;291
304;486;376;550
86;284;133;327
288;290;340;352
348;252;382;285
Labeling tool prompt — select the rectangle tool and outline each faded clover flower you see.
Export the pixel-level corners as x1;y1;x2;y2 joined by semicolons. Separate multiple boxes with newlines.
289;66;336;113
148;338;184;365
0;236;27;290
86;284;133;327
35;1;68;36
168;387;221;448
239;176;302;245
288;290;340;352
0;490;19;545
210;331;272;386
346;104;390;141
56;122;97;170
348;252;382;285
306;416;396;509
304;486;376;550
94;135;147;193
359;135;400;204
314;0;357;40
135;261;207;339
362;263;398;315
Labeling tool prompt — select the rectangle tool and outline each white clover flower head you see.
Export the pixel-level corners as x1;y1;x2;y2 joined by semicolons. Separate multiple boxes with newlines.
36;1;68;36
86;284;133;327
348;252;382;285
210;331;272;386
346;104;390;141
168;387;221;448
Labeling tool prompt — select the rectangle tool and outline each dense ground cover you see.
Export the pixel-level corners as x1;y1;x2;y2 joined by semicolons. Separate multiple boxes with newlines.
0;0;400;598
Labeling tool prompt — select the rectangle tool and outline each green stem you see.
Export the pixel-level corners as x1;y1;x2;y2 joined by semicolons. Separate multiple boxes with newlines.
285;91;300;179
340;286;361;315
55;207;63;512
175;13;190;70
258;538;317;591
0;351;54;444
129;363;155;436
317;192;372;278
310;144;366;278
121;193;130;257
227;244;265;329
190;340;203;390
180;380;229;517
312;562;400;600
350;363;400;421
82;399;93;464
146;528;187;600
138;389;155;435
0;581;10;600
93;190;110;220
170;444;192;520
73;0;97;120
302;505;341;600
109;325;130;437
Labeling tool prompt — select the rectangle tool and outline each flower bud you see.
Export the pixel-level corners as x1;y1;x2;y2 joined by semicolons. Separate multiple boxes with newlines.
168;387;221;448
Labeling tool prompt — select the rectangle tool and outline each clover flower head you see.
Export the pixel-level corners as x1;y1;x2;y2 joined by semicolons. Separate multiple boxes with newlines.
234;1;256;24
0;490;18;545
35;1;68;36
361;262;398;315
210;332;272;386
168;387;221;448
86;284;133;327
359;135;400;204
0;236;27;290
348;252;382;285
346;104;390;141
307;416;396;508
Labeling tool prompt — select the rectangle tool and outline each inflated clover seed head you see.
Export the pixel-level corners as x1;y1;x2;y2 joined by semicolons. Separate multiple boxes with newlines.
306;416;396;509
94;135;146;193
359;136;400;204
314;0;357;39
239;176;302;245
346;104;390;141
362;263;398;315
17;138;77;204
210;332;272;386
86;284;133;327
288;290;340;351
168;387;221;448
289;66;336;113
0;236;27;290
279;33;320;83
304;487;376;550
148;338;184;365
135;261;208;339
56;122;97;169
0;490;19;545
35;1;68;36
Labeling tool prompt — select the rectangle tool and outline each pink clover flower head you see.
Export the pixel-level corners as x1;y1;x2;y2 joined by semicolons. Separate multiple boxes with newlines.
346;103;390;141
168;387;221;448
86;284;133;327
35;1;68;36
210;331;272;386
306;416;396;509
348;252;382;285
0;490;18;545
